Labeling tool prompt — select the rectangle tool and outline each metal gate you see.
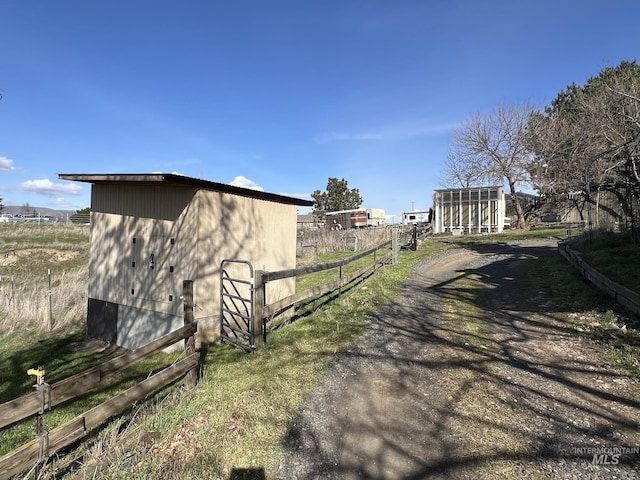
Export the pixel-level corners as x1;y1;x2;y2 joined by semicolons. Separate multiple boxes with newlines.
220;259;255;352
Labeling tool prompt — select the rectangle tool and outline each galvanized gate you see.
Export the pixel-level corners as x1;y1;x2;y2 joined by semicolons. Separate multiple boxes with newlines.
219;259;256;352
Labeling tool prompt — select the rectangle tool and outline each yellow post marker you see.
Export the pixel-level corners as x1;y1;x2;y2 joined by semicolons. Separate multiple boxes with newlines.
27;368;45;378
27;364;50;476
28;366;46;389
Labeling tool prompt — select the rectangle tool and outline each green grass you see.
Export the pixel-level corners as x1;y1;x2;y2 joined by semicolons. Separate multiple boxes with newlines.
0;223;90;300
569;229;640;292
437;227;577;244
294;248;388;292
44;238;454;479
0;223;89;250
529;231;640;376
0;329;185;457
4;226;640;478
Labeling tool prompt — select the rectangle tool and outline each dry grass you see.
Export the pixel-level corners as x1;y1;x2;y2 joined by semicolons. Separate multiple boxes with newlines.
296;227;397;260
0;265;88;333
0;223;89;335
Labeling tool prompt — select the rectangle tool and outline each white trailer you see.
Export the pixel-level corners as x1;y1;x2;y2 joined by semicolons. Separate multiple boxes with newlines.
402;210;432;226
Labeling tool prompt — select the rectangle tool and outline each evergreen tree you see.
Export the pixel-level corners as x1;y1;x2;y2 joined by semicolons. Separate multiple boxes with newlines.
311;178;363;217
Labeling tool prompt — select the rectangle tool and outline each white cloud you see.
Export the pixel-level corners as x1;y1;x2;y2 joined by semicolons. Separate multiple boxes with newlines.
20;178;83;196
229;176;264;191
0;156;16;171
280;192;313;201
316;120;460;144
151;171;186;176
49;196;84;209
315;131;383;143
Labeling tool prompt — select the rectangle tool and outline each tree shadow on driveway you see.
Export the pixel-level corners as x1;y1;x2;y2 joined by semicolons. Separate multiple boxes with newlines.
278;241;640;479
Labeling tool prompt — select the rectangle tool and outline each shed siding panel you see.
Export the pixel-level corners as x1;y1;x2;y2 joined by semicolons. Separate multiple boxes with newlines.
194;190;296;342
88;184;198;316
91;183;196;220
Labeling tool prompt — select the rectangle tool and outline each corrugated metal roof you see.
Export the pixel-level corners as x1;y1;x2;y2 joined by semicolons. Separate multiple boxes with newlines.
59;173;314;206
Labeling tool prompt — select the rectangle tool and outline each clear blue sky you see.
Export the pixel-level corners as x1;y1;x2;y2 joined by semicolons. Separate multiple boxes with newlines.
1;1;639;219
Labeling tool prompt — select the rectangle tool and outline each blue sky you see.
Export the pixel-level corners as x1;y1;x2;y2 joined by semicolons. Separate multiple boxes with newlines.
1;1;639;220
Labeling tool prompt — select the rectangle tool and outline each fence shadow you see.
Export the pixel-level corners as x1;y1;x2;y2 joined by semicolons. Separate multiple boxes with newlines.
229;467;266;480
279;240;640;478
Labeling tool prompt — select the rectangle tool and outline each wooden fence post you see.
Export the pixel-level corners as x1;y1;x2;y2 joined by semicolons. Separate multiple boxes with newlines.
392;229;399;264
253;270;266;350
411;224;417;251
183;280;197;388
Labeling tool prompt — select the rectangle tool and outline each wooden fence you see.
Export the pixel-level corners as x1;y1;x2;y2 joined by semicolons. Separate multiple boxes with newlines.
252;231;400;348
401;223;432;251
0;281;199;480
558;242;640;315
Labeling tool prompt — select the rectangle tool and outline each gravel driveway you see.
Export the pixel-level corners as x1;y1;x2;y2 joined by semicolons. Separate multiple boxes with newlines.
277;239;640;479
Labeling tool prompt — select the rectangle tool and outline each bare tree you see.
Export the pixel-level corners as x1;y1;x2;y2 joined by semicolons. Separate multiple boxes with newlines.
447;102;535;229
439;148;485;188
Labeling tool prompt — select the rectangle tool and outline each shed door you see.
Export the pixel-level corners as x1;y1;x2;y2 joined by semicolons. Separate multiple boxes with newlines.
131;235;179;310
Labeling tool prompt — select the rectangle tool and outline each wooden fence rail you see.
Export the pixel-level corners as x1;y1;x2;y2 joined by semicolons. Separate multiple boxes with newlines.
256;236;398;343
265;252;392;319
558;242;640;315
0;322;198;480
262;240;392;283
0;322;197;430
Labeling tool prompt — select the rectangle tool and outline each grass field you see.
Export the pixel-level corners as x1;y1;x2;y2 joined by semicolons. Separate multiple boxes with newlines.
0;224;638;478
0;223;89;336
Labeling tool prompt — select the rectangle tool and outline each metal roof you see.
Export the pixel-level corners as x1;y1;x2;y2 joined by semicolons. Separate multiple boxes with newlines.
433;186;503;192
58;173;314;206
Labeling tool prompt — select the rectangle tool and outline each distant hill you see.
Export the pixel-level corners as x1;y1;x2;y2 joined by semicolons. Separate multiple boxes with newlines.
2;205;78;222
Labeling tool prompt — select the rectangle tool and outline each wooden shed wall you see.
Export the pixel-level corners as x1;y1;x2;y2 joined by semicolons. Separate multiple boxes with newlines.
86;183;297;348
194;189;297;343
88;184;198;313
88;184;199;350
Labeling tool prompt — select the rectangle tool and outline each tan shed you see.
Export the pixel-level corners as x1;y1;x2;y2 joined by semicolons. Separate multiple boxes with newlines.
59;173;313;351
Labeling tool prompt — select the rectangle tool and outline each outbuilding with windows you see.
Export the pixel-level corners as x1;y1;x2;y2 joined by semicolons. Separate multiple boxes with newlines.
433;186;506;234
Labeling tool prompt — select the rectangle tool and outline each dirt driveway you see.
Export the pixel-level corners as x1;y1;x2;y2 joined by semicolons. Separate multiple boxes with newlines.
277;239;640;479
